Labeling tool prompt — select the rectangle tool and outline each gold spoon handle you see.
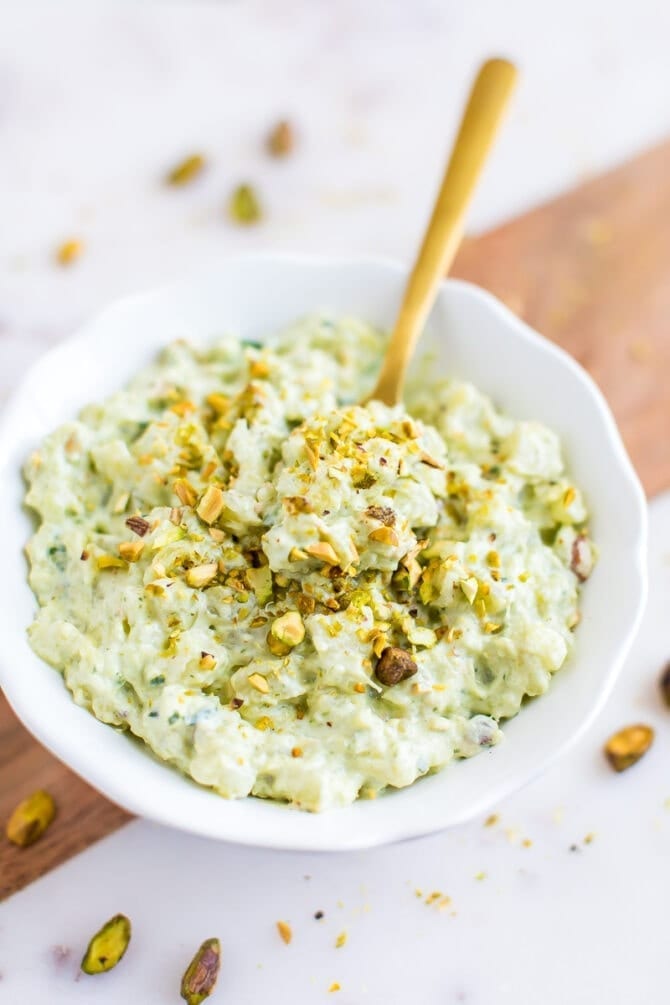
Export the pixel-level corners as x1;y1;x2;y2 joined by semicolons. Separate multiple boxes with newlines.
368;58;517;406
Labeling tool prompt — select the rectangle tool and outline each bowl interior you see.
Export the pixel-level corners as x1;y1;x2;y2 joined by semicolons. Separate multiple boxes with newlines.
0;256;647;850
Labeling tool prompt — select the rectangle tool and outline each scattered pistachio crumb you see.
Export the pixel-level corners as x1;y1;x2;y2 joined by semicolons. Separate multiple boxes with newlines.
484;813;499;827
276;920;292;945
328;983;341;993
266;120;295;157
335;931;347;949
166;153;205;186
474;872;486;881
228;183;262;225
55;239;84;266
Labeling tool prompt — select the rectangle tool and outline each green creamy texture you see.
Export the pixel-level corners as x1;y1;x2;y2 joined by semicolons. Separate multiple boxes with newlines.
24;315;594;811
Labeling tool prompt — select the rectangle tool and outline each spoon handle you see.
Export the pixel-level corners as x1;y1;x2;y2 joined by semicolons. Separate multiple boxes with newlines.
369;57;517;406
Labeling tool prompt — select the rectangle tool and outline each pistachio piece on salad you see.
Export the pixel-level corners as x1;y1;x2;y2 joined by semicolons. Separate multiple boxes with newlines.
125;515;150;537
375;646;418;687
271;611;305;648
246;565;273;605
196;486;225;525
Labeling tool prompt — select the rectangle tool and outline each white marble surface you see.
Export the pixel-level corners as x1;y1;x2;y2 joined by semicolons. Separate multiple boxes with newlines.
1;2;670;1002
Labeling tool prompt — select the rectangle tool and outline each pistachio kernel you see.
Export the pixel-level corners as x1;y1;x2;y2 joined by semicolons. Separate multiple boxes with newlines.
55;239;84;266
368;526;399;547
125;515;150;537
305;541;339;566
186;563;218;588
196;486;225;525
166;153;206;186
365;505;396;526
5;789;56;847
228;183;262;225
375;646;418;687
174;478;198;508
81;914;131;975
248;672;270;694
118;540;145;563
180;937;221;1005
267;120;295;157
270;611;305;649
604;723;654;772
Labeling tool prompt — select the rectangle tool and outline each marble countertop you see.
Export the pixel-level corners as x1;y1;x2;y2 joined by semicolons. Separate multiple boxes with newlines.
1;2;669;1002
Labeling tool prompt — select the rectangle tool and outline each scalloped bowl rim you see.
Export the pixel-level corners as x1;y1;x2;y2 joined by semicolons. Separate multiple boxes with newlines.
0;254;648;851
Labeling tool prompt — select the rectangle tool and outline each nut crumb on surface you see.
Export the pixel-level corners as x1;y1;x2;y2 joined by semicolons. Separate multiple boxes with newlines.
277;920;292;945
604;723;654;772
266;120;295;157
55;239;83;266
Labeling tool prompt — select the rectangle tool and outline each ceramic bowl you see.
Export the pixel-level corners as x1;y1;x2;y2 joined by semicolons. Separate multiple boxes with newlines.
0;255;647;850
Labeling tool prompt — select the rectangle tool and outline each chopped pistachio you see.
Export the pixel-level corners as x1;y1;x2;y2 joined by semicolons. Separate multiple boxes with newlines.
604;724;654;772
228;183;262;225
97;554;127;570
248;672;270;694
5;789;56;847
118;540;145;563
368;526;399;547
246;565;273;605
277;920;292;944
375;647;417;687
196;486;224;525
365;505;396;526
419;451;444;469
199;653;216;671
267;120;295;157
55;238;84;266
81;914;131;975
186;563;218;588
125;515;150;537
460;577;478;605
166;153;206;186
305;541;339;566
206;392;230;414
174;478;198;507
180;937;221;1004
270;611;305;648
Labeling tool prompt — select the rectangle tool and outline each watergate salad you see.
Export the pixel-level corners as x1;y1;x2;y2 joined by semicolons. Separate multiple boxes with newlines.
24;315;595;811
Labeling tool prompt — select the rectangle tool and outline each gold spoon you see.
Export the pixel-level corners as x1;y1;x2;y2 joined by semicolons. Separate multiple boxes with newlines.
367;58;517;406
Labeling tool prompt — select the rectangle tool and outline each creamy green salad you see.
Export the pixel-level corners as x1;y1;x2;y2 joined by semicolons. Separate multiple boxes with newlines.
25;316;594;811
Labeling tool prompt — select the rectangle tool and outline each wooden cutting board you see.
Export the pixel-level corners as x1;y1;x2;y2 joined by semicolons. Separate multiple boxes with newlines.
2;140;669;901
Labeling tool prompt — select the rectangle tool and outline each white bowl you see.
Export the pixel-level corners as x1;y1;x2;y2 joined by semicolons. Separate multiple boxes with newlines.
0;255;647;851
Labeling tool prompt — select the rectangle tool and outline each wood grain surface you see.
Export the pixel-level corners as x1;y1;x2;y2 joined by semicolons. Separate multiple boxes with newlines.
1;139;669;901
453;139;670;497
